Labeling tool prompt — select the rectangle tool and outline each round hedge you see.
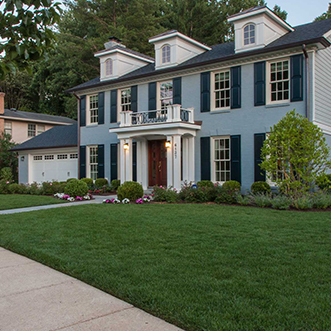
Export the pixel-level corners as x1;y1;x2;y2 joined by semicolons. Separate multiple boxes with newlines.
80;178;94;187
251;181;271;195
222;180;241;193
117;181;143;201
64;179;89;197
95;178;109;187
197;180;214;188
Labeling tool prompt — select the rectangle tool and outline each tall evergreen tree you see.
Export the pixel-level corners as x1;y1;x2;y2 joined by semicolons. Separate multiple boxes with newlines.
315;3;331;21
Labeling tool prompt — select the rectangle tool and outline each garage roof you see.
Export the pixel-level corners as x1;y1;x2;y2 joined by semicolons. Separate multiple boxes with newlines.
11;125;77;152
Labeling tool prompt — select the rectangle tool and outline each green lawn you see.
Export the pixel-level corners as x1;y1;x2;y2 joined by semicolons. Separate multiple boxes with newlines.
0;194;65;210
0;204;330;330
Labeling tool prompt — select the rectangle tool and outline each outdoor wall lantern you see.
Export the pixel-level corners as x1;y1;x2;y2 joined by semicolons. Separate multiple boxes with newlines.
123;143;129;150
165;140;171;148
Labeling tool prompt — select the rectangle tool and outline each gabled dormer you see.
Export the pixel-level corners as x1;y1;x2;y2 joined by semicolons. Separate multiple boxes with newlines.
228;6;294;53
95;37;154;81
149;30;211;70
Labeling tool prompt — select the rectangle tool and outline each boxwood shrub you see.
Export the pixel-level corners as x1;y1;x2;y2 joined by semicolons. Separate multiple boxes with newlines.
117;181;143;201
222;180;241;193
251;181;271;195
111;179;121;191
95;178;109;187
80;178;93;188
197;180;214;188
65;179;89;197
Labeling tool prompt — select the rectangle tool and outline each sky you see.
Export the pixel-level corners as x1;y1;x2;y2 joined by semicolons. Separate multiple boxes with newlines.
267;0;329;26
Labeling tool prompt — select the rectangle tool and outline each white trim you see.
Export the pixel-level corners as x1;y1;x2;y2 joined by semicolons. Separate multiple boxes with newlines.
149;31;211;51
313;121;331;135
210;69;231;111
312;49;316;122
243;23;256;47
87;145;98;180
86;94;98;126
211;136;231;184
0;116;73;126
95;48;154;63
157;80;173;110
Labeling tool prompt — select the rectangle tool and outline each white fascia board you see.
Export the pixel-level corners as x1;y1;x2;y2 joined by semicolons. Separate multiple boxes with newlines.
0;116;74;126
149;32;211;51
94;48;154;63
228;7;294;32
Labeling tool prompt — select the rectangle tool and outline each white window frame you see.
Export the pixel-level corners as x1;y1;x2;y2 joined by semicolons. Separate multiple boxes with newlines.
28;124;36;137
211;69;231;111
87;94;98;125
161;44;171;64
118;87;132;113
105;58;113;76
157;80;173;110
211;136;231;184
243;23;256;46
37;124;45;135
33;155;43;161
88;146;98;181
266;58;290;105
4;121;12;136
44;155;54;161
70;153;78;159
57;154;68;160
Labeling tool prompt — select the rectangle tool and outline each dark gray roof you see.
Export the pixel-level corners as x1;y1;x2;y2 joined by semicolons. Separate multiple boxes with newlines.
11;125;77;152
228;6;266;19
68;18;331;93
1;109;76;124
149;30;178;39
95;45;154;61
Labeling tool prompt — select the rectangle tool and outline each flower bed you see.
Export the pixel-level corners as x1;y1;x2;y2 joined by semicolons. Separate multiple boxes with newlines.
54;192;93;202
103;195;152;204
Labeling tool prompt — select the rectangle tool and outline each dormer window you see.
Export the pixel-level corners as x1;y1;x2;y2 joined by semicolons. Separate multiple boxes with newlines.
243;24;255;46
161;44;171;64
105;58;113;76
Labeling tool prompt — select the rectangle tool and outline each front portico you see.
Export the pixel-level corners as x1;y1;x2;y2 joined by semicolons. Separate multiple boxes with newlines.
110;105;200;190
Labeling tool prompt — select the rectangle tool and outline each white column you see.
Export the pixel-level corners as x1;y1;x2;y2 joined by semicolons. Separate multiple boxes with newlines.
173;104;181;122
125;138;133;182
119;139;125;183
182;136;189;183
140;139;149;190
173;135;182;190
167;136;173;188
136;140;142;185
188;136;195;183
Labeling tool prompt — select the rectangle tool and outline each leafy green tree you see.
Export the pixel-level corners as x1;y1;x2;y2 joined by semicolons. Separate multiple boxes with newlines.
0;133;18;180
260;110;331;199
272;5;287;21
0;0;62;79
315;3;331;21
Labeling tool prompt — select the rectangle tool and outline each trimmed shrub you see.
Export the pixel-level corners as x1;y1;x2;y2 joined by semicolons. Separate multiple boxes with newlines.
271;195;292;210
111;179;121;191
7;183;21;194
95;178;108;188
18;184;28;194
184;188;209;203
215;187;237;204
153;186;179;203
65;179;89;198
316;174;331;192
67;178;77;183
27;182;42;195
0;167;13;182
117;181;143;201
252;193;272;208
311;193;331;210
81;178;93;188
0;179;9;194
197;180;214;188
251;181;271;195
222;180;241;194
295;195;313;210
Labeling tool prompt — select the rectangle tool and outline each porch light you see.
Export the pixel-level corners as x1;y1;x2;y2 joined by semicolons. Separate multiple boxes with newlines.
123;143;129;150
165;140;171;148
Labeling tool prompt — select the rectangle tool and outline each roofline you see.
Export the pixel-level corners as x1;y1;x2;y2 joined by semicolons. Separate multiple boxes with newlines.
11;144;78;152
94;48;155;63
149;31;212;51
228;6;294;32
0;115;75;126
67;37;330;93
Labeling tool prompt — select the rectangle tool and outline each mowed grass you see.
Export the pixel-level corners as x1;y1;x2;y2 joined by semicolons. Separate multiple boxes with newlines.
0;194;65;210
0;204;330;330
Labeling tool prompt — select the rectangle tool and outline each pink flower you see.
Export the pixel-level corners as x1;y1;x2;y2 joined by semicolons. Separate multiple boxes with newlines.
6;181;9;184
50;183;53;186
111;198;115;203
76;196;83;201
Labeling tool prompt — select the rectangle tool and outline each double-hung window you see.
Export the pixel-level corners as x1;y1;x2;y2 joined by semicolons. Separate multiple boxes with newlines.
28;124;36;137
105;58;112;76
89;146;98;180
213;71;230;110
243;24;255;46
37;125;45;135
89;95;98;124
161;45;171;64
120;88;131;111
212;137;231;183
159;81;173;110
269;59;289;103
4;121;12;136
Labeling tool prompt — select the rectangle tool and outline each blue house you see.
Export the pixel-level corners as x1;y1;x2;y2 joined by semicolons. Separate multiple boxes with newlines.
68;6;331;191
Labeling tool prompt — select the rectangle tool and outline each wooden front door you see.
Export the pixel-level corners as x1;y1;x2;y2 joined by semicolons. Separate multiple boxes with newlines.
148;140;167;187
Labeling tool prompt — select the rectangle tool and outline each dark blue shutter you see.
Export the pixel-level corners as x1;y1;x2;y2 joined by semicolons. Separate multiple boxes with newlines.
173;77;182;105
98;92;104;125
132;142;137;182
231;66;241;109
200;137;211;180
79;146;86;179
291;54;303;102
110;144;118;181
131;85;138;113
254;62;266;106
254;133;266;182
200;72;210;112
80;96;86;127
148;82;157;119
97;144;104;179
110;89;117;123
231;135;241;184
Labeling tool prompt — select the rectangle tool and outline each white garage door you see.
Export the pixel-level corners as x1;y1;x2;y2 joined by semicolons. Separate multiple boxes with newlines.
31;152;78;183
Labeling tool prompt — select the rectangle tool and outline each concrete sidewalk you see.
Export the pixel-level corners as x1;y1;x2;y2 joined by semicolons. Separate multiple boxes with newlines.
0;248;183;331
0;195;116;215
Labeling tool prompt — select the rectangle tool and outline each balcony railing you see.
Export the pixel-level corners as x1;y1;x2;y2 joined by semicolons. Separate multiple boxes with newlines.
119;104;194;127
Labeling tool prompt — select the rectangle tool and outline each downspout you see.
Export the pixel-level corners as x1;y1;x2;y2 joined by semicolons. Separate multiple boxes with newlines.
302;44;309;121
73;92;81;179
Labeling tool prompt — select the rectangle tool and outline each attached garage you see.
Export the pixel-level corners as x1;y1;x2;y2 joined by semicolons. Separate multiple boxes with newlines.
11;125;78;184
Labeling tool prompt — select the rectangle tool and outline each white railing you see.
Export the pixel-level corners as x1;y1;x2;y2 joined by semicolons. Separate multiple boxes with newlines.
119;104;194;127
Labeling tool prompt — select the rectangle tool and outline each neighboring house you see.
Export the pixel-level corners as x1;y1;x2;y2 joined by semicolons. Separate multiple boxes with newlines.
68;6;331;191
0;92;76;144
11;125;78;184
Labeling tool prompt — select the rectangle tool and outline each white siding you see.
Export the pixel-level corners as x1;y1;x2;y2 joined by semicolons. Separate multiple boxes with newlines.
315;46;331;128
